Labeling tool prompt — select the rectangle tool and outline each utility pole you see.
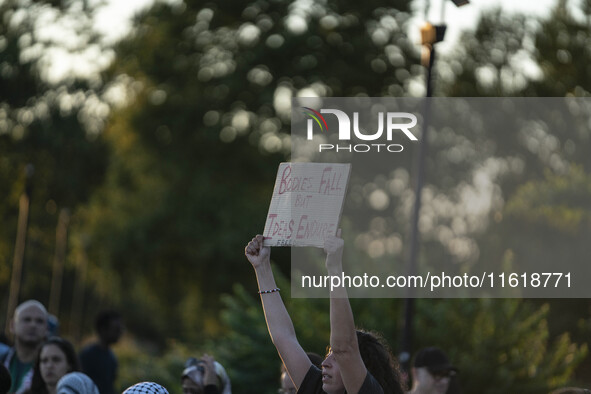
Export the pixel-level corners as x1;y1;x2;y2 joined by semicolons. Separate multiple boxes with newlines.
399;0;469;373
5;164;34;336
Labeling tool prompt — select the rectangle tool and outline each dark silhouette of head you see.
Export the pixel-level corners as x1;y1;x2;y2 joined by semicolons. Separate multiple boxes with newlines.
95;310;123;346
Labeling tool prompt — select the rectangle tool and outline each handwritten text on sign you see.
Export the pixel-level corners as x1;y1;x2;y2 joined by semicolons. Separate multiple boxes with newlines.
263;162;351;247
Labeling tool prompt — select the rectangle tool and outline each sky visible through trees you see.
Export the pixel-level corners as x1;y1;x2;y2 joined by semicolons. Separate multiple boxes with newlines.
1;0;591;392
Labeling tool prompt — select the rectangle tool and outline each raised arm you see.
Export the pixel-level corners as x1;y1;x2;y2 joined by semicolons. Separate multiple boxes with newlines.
325;231;367;394
244;235;312;388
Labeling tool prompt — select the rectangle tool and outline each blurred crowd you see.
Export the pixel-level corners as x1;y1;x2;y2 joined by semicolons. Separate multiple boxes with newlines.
0;242;587;394
0;300;233;394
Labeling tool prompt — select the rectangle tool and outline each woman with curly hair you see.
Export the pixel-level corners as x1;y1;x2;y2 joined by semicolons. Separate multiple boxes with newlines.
245;232;404;394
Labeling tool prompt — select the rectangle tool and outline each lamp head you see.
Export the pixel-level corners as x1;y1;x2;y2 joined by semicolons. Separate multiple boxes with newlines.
420;23;447;45
451;0;469;7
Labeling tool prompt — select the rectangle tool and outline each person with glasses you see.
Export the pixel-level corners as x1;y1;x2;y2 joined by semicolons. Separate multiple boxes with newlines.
408;347;457;394
245;232;405;394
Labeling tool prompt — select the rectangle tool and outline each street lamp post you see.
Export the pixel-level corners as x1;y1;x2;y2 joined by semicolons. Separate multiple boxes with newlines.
399;0;469;374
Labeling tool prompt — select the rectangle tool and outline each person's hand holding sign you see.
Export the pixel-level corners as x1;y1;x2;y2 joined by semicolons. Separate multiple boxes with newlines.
244;235;313;390
201;354;218;388
246;162;403;394
245;235;271;269
324;229;344;276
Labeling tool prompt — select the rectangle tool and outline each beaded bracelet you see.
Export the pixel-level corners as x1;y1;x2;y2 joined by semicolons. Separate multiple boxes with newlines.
258;288;280;294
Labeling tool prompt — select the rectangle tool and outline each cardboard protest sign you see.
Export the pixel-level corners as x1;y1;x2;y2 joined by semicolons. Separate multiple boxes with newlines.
263;162;351;248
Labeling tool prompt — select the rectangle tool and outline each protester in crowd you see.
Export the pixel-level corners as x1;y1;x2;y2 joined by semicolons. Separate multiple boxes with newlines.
245;232;405;394
0;365;11;394
181;354;231;394
79;310;123;394
408;347;457;394
122;382;168;394
25;337;79;394
55;372;98;394
1;300;49;394
279;353;323;394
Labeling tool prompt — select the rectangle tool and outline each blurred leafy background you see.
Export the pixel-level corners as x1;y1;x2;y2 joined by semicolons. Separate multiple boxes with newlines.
1;0;591;392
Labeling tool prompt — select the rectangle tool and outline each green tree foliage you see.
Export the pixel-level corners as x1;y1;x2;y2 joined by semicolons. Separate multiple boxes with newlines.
414;298;587;393
0;0;108;316
505;166;591;234
442;9;531;97
80;0;419;343
532;0;591;96
500;166;591;382
116;338;192;393
2;0;590;389
437;0;591;386
445;0;591;99
216;283;286;394
437;1;591;279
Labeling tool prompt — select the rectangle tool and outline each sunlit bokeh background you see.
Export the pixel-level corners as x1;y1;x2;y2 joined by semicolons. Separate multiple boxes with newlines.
1;0;591;392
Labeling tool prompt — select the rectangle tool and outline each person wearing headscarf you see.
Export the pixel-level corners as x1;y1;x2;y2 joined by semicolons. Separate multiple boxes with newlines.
122;382;168;394
181;354;231;394
56;372;99;394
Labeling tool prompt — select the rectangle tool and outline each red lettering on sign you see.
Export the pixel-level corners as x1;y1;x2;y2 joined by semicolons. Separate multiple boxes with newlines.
295;215;336;240
265;214;277;237
319;167;343;195
278;165;313;195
